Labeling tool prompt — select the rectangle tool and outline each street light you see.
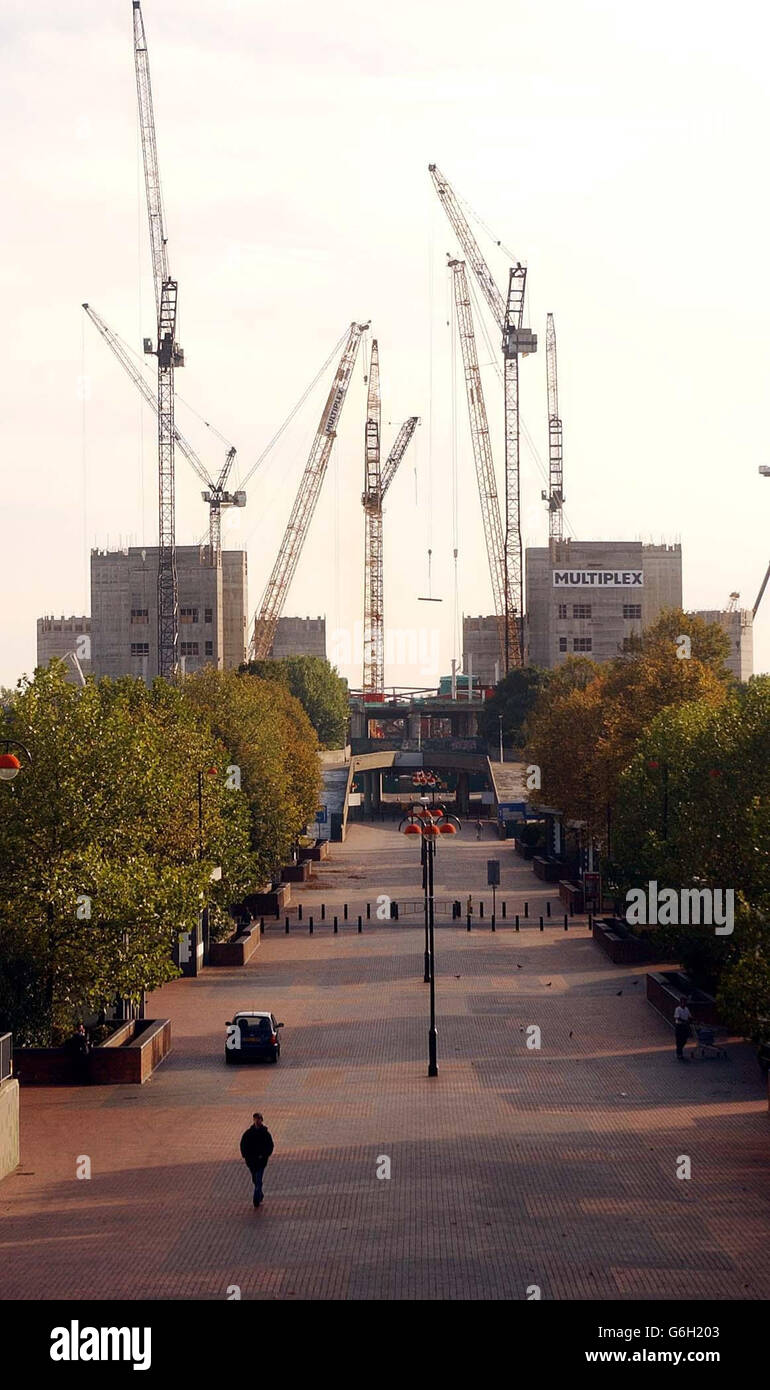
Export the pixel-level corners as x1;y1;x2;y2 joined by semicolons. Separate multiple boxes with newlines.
0;739;32;783
197;766;219;963
400;805;461;1077
498;713;503;764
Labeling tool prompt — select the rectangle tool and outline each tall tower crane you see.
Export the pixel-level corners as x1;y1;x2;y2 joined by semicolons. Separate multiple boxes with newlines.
448;261;511;672
542;313;564;541
429;163;537;669
133;1;183;678
82;304;245;563
362;339;418;694
250;322;369;661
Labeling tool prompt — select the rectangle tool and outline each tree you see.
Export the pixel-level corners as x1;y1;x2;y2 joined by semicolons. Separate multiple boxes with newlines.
477;666;549;750
526;612;730;841
0;667;257;1043
183;667;321;881
241;656;348;748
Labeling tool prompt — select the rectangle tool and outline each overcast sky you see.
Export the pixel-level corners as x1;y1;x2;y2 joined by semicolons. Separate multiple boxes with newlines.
2;0;769;690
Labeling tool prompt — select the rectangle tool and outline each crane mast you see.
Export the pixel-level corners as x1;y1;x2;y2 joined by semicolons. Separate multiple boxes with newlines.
429;162;536;669
250;322;368;661
82;303;244;564
363;341;382;695
448;260;511;671
543;312;564;541
133;1;182;679
362;341;418;695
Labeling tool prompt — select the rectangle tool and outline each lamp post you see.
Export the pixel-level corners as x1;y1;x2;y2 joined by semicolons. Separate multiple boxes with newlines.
0;738;32;783
498;713;504;764
401;806;461;1077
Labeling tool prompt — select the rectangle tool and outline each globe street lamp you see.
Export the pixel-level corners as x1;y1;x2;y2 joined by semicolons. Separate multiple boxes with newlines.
400;806;461;1077
0;739;32;783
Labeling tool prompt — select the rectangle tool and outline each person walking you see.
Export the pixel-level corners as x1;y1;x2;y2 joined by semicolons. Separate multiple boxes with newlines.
476;818;483;840
240;1111;275;1208
674;997;693;1061
67;1022;91;1085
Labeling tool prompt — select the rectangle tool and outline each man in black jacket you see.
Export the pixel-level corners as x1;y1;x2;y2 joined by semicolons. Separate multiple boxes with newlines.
240;1112;275;1208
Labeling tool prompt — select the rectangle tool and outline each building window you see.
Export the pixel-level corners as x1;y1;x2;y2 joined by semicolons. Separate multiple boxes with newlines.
558;637;568;653
180;642;199;657
130;608;149;624
573;603;592;619
557;604;568;619
180;607;199;625
205;640;213;657
204;607;213;624
130;642;149;656
623;603;642;620
573;637;592;652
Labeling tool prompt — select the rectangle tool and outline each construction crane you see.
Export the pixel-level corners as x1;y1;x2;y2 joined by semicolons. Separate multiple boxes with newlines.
542;313;564;541
362;339;418;694
133;1;183;678
429;163;537;669
82;304;245;562
753;566;770;618
250;322;369;661
448;261;511;672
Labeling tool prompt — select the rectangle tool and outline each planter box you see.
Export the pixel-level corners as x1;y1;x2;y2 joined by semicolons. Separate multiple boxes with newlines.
298;841;330;863
558;880;584;913
532;856;564;883
243;884;291;917
646;971;720;1028
209;924;261;967
14;1019;172;1086
593;917;656;964
514;839;537;860
280;861;311;883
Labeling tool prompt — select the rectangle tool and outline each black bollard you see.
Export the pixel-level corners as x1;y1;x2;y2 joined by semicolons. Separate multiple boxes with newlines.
309;916;313;935
358;915;362;931
491;914;496;932
539;916;544;932
546;901;551;917
333;917;338;933
260;917;265;934
358;916;362;934
480;902;484;919
515;914;520;931
564;913;568;929
298;904;303;921
524;901;529;918
466;914;471;933
321;904;326;921
502;902;506;919
285;916;290;934
275;903;280;920
366;902;371;919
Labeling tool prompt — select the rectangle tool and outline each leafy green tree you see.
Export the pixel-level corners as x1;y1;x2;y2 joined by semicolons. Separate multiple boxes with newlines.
0;667;257;1043
477;666;548;750
183;667;321;881
242;656;348;748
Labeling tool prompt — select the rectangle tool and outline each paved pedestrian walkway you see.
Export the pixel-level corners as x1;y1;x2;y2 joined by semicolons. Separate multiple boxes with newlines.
2;822;768;1300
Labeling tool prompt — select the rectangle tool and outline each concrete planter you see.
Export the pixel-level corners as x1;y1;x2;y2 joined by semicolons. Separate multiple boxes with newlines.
298;841;330;863
558;880;584;913
593;917;658;964
14;1019;172;1086
532;856;564;883
243;884;291;916
209;924;261;967
646;971;720;1028
280;861;311;883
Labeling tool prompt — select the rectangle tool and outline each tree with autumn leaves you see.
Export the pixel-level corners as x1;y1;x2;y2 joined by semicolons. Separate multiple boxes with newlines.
526;611;770;1044
0;664;320;1044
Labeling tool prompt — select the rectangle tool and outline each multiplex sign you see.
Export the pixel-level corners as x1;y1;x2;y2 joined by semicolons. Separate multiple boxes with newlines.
553;570;643;587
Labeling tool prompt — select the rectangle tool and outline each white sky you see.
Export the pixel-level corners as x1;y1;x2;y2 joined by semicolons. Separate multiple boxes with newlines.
2;0;769;690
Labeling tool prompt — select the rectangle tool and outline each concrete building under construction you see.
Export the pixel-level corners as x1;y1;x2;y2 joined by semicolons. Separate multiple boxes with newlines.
90;546;248;680
36;615;92;682
269;615;327;661
694;607;753;681
526;539;683;668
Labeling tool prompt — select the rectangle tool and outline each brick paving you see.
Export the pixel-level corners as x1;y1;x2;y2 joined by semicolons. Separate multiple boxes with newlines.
2;820;769;1301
